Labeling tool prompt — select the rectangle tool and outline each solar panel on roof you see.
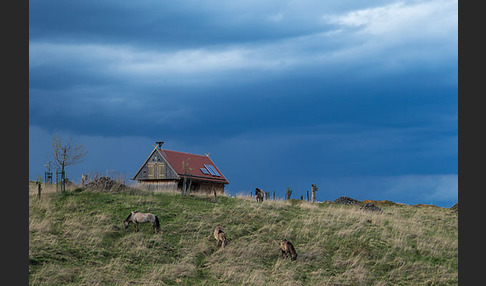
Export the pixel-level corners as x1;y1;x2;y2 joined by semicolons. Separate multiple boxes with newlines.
207;165;221;176
200;168;210;175
204;164;217;176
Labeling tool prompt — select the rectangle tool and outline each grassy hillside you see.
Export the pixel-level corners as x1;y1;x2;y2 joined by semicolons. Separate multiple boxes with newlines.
29;186;458;285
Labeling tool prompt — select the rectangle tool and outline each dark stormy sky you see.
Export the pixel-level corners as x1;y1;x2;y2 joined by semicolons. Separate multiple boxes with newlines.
29;0;458;207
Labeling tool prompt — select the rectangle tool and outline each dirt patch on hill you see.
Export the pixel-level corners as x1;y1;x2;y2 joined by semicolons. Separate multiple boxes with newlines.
413;204;442;209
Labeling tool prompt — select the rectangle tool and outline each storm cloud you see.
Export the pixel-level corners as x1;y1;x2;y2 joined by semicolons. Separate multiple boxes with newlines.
29;0;457;207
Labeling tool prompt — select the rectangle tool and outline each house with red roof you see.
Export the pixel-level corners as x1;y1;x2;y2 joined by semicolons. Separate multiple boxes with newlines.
131;142;229;194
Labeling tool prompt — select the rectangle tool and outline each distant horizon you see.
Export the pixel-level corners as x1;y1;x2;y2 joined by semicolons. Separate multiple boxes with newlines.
29;136;457;208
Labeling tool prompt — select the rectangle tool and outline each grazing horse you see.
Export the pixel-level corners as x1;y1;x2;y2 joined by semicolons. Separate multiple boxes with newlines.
124;211;160;233
280;239;298;261
214;226;227;248
255;187;264;203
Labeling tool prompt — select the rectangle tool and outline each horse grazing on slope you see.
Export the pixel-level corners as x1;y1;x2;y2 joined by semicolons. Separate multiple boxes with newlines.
280;239;298;261
124;211;160;233
255;187;264;203
214;226;227;248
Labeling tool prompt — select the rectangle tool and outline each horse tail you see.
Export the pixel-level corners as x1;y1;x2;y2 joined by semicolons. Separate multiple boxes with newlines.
154;215;160;229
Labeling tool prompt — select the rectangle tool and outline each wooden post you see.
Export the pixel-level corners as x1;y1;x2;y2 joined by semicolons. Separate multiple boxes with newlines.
306;191;309;201
273;190;275;201
81;174;87;187
311;184;318;203
285;187;292;200
37;182;41;200
182;177;187;195
61;171;65;193
187;179;192;195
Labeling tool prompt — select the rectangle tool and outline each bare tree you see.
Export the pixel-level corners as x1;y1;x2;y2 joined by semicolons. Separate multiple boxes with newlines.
181;158;192;196
51;135;88;192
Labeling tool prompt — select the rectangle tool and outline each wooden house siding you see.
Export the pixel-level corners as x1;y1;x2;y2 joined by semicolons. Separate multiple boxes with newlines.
136;180;179;192
132;149;178;181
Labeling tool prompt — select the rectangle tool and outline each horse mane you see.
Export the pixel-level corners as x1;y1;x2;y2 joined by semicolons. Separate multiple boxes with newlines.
125;213;133;221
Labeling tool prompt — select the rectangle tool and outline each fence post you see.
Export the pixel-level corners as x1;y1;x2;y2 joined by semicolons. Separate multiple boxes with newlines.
273;190;275;201
306;191;309;201
37;182;41;200
61;171;65;193
56;170;59;193
81;174;87;187
311;184;318;203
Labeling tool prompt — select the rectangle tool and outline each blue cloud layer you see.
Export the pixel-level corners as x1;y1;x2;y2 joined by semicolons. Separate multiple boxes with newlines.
29;0;458;206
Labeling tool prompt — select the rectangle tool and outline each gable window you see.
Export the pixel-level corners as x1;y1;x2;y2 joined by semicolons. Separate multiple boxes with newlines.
148;162;165;179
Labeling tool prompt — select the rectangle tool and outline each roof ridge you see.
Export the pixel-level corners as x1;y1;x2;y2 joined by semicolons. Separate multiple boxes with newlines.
160;148;210;158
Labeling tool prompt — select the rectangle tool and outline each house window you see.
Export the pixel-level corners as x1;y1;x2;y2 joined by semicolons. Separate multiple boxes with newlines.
158;163;165;178
148;163;155;179
148;163;165;179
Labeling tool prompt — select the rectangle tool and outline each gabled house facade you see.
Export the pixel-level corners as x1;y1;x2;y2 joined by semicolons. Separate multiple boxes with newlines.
131;142;229;194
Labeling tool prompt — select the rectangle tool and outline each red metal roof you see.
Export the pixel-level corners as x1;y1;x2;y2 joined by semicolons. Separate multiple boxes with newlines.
158;149;229;184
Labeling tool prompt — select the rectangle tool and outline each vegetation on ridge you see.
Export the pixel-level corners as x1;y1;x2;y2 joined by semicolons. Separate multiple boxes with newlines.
29;185;458;285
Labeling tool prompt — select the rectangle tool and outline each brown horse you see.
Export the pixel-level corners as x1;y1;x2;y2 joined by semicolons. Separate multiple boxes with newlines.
214;226;227;248
255;187;264;202
123;211;160;233
280;239;297;261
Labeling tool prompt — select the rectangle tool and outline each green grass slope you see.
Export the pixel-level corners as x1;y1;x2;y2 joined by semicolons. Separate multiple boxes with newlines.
29;188;458;285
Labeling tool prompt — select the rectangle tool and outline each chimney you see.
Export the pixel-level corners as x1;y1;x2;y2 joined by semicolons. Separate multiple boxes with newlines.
156;141;164;148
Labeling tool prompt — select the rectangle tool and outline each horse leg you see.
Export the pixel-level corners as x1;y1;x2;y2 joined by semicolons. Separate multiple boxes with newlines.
134;223;139;232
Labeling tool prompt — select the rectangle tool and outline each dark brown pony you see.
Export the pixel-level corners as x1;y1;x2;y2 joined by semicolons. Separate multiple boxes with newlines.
280;239;297;261
255;187;264;202
214;226;227;248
